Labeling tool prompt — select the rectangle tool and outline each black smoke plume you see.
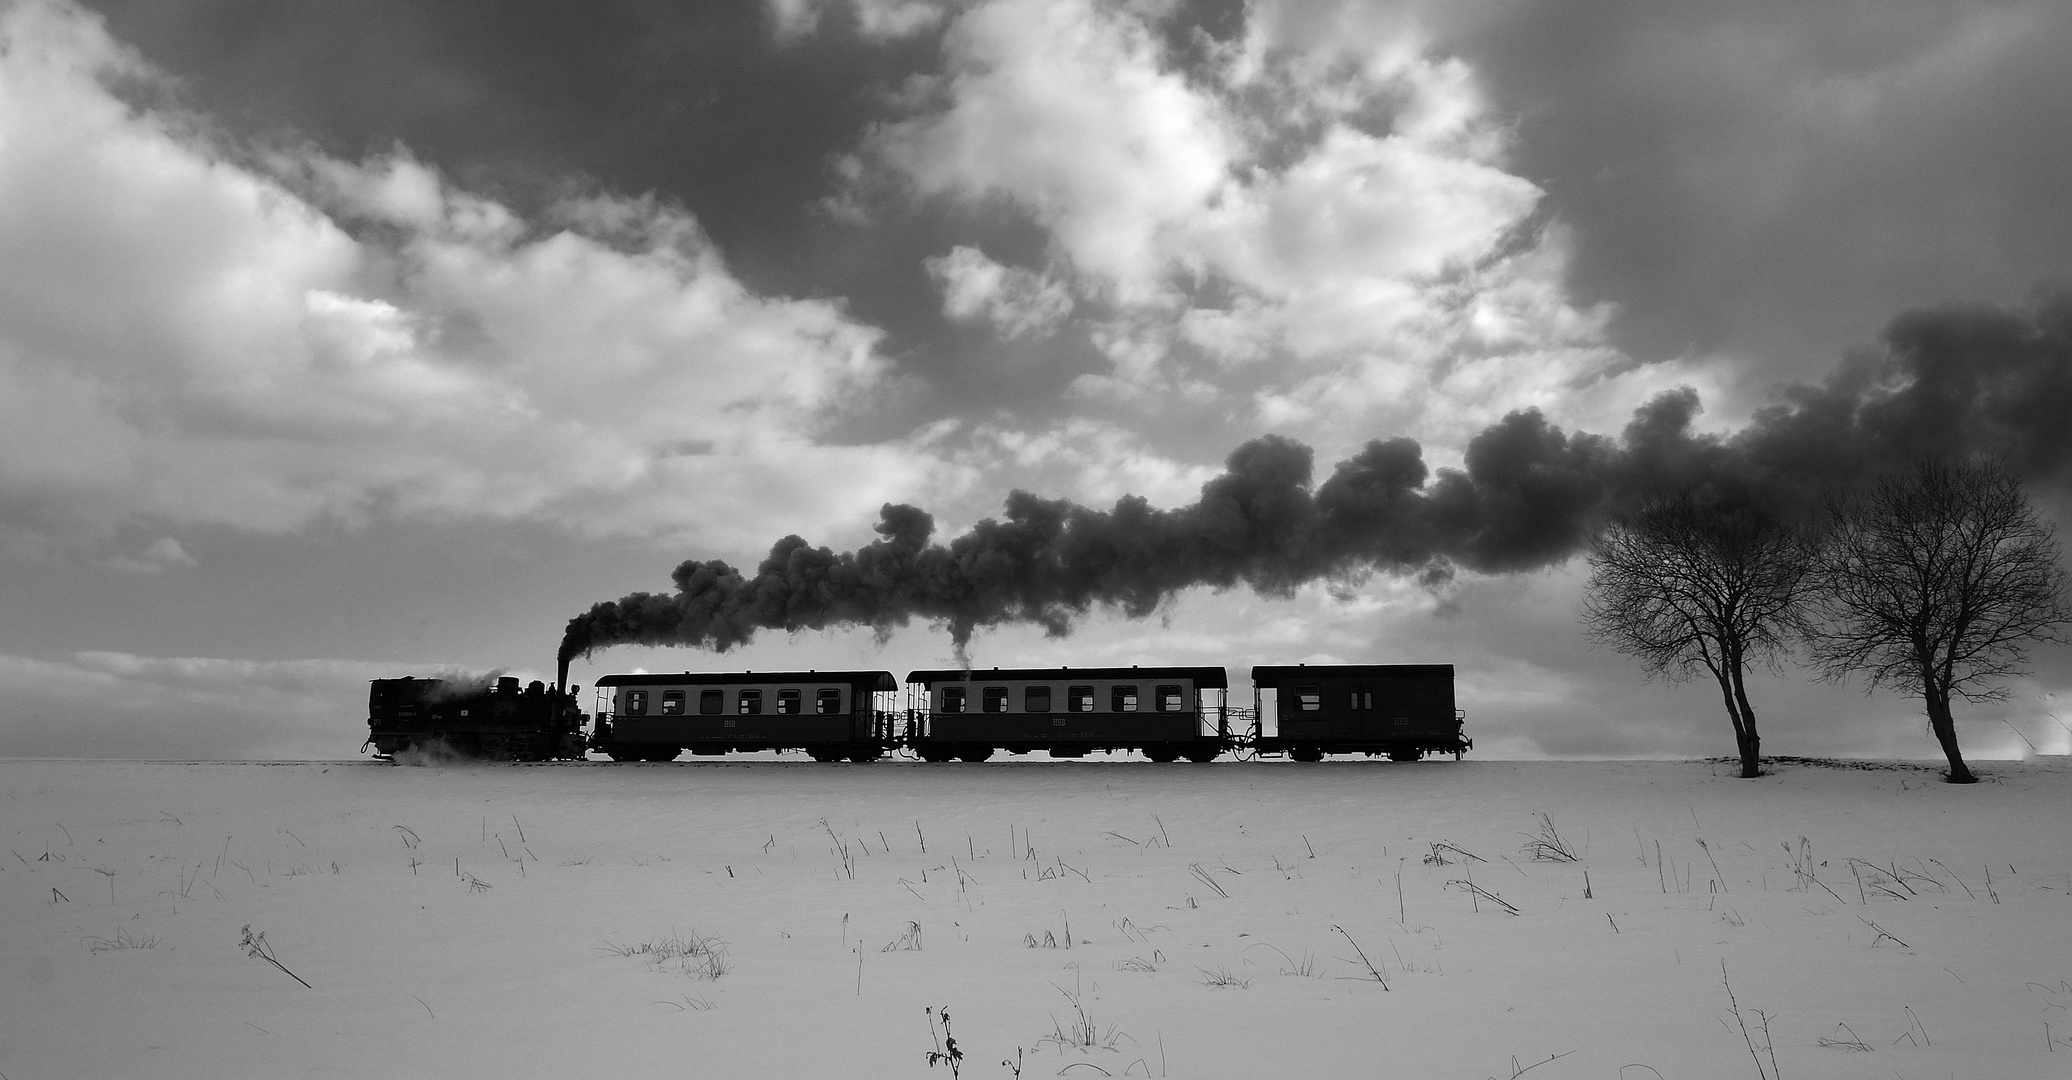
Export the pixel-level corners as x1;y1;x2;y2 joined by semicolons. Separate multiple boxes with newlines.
558;289;2072;678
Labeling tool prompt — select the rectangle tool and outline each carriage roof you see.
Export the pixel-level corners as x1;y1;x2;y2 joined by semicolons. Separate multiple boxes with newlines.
1250;664;1453;687
595;671;899;691
904;666;1228;689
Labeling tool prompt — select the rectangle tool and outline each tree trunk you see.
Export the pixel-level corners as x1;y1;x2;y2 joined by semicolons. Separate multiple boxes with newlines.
1713;666;1760;779
1922;678;1976;784
1727;662;1761;778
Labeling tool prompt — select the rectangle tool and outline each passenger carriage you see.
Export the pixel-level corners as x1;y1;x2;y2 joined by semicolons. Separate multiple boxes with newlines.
591;670;900;762
903;666;1231;762
1249;664;1469;761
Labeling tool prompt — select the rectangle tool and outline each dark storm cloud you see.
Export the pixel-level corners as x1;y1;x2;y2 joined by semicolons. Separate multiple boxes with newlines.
73;0;1130;434
1433;0;2072;376
560;289;2072;675
78;0;923;285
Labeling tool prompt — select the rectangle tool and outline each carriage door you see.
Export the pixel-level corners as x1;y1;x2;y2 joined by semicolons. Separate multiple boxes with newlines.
1348;682;1376;738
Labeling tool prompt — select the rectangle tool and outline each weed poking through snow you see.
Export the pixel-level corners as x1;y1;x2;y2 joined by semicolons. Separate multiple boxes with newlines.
1199;965;1250;989
924;1006;963;1078
82;926;158;955
1447;878;1522;915
1244;942;1320;977
1187;863;1230;898
1038;977;1130;1054
1720;960;1780;1080
240;925;311;988
602;932;728;979
1330;925;1389;988
1425;840;1483;865
1817;1023;1873;1051
1521;813;1579;862
883;921;923;952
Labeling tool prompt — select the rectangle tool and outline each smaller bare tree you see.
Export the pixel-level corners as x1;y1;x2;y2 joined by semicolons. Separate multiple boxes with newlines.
1583;492;1817;778
1809;458;2070;784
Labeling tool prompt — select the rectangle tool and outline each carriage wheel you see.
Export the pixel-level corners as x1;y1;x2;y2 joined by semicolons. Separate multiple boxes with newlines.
1144;748;1179;763
1184;748;1220;763
1288;746;1324;762
957;747;994;763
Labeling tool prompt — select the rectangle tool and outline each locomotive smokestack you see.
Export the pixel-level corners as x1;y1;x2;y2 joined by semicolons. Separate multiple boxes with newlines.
557;289;2072;665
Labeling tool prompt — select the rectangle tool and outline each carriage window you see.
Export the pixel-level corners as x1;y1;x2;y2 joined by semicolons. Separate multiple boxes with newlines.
1025;686;1052;713
699;690;724;715
1295;684;1322;712
1156;685;1185;712
1111;685;1139;712
738;689;763;715
941;686;966;713
625;690;648;716
1365;692;1375;710
776;689;802;715
982;687;1008;713
1068;686;1095;712
661;691;684;715
817;688;843;714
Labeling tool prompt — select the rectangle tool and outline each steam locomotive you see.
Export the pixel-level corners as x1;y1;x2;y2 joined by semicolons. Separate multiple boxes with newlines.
364;675;588;761
365;663;1469;763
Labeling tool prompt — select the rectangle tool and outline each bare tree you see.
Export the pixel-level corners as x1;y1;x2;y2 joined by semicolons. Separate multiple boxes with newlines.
1583;492;1818;778
1809;458;2070;784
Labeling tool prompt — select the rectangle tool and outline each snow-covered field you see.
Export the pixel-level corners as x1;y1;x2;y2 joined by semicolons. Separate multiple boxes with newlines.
3;756;2068;1080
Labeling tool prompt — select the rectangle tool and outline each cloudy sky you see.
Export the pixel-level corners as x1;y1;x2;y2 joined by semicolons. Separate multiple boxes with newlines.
2;0;2068;760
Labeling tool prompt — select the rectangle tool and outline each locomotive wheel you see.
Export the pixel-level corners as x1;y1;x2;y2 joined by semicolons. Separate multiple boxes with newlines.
1288;746;1325;762
918;748;957;763
807;746;847;763
847;747;884;763
644;747;681;762
1144;748;1179;763
604;745;646;762
1388;747;1424;762
1184;748;1220;763
956;747;994;763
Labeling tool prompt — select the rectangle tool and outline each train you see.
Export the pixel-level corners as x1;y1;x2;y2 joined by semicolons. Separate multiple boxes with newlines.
364;663;1470;763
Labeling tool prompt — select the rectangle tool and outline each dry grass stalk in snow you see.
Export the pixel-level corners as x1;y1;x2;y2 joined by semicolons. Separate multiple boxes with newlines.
82;925;158;955
239;924;311;988
1520;812;1579;861
602;931;728;978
